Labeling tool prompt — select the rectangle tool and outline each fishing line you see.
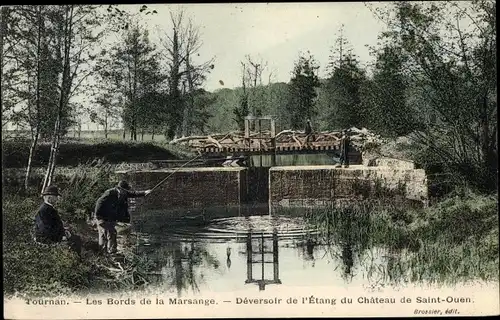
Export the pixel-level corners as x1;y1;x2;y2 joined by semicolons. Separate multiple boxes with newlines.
147;152;205;195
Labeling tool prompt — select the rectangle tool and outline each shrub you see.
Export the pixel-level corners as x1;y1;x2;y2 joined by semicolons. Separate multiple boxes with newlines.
57;160;117;221
2;138;183;168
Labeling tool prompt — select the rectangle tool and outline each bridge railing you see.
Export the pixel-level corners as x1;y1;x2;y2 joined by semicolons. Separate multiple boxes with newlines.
169;127;384;156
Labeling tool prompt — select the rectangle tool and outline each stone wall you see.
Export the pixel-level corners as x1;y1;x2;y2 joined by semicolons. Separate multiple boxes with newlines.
115;163;429;218
269;165;428;212
116;167;245;218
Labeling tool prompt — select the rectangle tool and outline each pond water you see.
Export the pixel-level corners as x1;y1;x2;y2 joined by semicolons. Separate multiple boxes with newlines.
130;209;411;297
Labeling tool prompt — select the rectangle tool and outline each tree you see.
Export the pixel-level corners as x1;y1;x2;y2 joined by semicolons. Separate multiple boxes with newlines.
233;61;250;131
3;6;48;190
325;26;366;130
244;55;268;118
190;88;216;135
160;10;215;139
90;92;121;139
108;21;164;141
266;82;290;132
2;5;90;191
286;51;320;130
360;44;415;137
368;0;497;191
42;5;106;191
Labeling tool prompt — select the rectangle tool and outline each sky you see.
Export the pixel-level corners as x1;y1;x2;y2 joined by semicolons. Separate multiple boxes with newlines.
130;2;388;92
4;2;391;131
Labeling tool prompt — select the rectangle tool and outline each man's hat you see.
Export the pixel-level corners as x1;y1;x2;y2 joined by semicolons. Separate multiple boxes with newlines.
117;180;131;190
42;185;61;196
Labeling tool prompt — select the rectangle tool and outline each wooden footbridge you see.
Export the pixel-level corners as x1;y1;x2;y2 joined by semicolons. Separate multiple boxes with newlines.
169;116;382;161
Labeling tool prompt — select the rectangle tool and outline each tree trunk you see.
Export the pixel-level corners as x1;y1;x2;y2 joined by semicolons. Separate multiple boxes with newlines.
42;5;74;192
185;53;196;137
151;128;155;140
24;130;39;190
122;128;125;139
43;116;59;190
25;6;43;191
141;129;144;141
181;80;188;137
479;96;497;190
104;111;108;139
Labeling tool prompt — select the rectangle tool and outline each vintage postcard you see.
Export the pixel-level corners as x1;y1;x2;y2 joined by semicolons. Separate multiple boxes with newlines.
2;2;499;319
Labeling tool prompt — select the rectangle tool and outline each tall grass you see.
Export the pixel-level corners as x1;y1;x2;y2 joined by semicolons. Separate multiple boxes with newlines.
304;193;499;285
57;160;116;221
2;161;159;297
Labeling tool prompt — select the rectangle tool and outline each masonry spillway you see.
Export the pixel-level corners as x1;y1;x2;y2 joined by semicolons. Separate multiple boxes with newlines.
116;164;428;219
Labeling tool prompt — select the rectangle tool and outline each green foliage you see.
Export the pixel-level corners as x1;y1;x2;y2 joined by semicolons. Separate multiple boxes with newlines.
326;53;366;129
189;89;217;135
209;88;240;133
286;51;321;129
57;161;115;221
233;93;249;131
2;175;160;296
3;5;94;138
413;190;498;244
304;192;499;284
107;22;166;141
2;138;180;168
361;45;416;137
376;1;497;191
2;195;91;296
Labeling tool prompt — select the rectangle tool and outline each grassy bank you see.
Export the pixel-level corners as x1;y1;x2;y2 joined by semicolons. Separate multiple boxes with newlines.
1;137;193;168
304;191;499;285
3;157;498;296
2;163;158;298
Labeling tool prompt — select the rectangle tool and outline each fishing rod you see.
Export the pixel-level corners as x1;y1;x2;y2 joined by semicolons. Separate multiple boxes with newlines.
147;153;205;195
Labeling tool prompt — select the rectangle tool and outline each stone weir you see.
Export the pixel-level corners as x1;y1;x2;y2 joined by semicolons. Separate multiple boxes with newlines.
269;165;428;213
116;163;428;219
115;167;247;219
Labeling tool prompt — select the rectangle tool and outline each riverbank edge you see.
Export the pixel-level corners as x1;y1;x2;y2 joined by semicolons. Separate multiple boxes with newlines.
2;165;498;298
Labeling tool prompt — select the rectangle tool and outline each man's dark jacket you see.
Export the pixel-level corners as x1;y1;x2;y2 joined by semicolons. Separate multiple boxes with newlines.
94;188;146;223
305;122;312;135
34;203;65;243
340;136;351;156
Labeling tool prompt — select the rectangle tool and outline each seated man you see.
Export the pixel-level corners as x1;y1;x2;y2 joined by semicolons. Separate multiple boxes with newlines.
34;185;82;256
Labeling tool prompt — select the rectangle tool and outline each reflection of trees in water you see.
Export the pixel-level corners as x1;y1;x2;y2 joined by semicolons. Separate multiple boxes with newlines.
330;208;370;282
356;246;413;290
306;205;379;283
138;239;222;296
316;206;416;288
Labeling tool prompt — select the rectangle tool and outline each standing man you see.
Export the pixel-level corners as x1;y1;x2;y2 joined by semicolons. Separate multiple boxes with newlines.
94;181;151;255
304;119;314;146
33;185;82;256
338;130;351;168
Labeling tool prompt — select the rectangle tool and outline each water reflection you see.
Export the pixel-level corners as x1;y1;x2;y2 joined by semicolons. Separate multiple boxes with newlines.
134;213;372;295
244;229;281;291
138;239;223;296
130;206;494;296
